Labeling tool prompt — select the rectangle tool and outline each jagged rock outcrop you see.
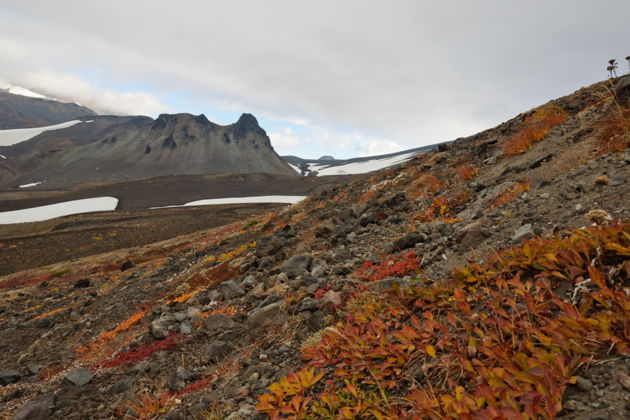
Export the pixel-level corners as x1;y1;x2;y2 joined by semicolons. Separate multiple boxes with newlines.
0;112;296;187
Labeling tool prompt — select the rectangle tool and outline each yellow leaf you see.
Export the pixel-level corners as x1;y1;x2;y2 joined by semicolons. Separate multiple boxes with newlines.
426;344;437;358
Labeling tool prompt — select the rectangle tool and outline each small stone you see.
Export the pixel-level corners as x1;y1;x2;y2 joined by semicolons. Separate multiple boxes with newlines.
179;320;192;335
63;368;93;387
251;283;265;299
26;363;42;375
73;278;90;288
204;341;233;363
219;280;245;299
150;315;177;339
320;290;342;307
575;203;583;212
246;301;285;333
610;174;627;186
176;366;192;382
512;224;535;242
564;399;581;411
299;297;318;312
618;372;630;391
310;265;327;278
3;388;22;401
280;254;313;278
393;232;427;251
540;193;550;199
0;370;21;385
173;312;187;322
204;314;238;333
8;400;50;420
234;385;249;400
186;307;200;318
120;260;136;271
575;376;592;391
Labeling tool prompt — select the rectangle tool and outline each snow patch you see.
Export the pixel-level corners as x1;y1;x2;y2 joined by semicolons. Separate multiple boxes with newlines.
308;151;418;176
7;85;48;99
0;120;82;147
18;181;44;188
152;195;306;209
287;163;302;174
0;154;6;159
0;197;119;224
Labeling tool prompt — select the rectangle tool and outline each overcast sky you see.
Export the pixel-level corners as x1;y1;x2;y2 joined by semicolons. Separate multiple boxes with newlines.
0;1;628;158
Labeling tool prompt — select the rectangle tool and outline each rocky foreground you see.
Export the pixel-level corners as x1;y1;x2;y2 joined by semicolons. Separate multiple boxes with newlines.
1;76;630;419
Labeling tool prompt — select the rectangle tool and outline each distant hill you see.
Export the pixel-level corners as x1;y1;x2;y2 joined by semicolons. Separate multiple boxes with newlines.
0;112;296;188
283;144;442;176
0;89;96;129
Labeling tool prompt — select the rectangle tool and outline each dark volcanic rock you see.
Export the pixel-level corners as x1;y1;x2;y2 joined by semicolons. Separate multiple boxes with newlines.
63;368;93;387
0;370;20;385
9;400;50;420
73;278;90;288
246;301;285;333
204;340;233;363
204;314;240;334
280;254;313;278
121;260;136;271
393;232;427;251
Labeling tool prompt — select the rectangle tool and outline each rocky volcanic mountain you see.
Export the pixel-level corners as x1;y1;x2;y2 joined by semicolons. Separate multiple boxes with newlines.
0;90;96;129
0;75;629;420
0;112;296;188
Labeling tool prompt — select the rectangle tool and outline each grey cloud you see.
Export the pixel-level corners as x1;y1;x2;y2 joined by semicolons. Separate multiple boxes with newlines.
0;0;629;152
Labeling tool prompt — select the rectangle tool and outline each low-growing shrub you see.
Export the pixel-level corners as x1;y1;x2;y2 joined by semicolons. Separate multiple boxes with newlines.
258;222;630;419
503;105;567;156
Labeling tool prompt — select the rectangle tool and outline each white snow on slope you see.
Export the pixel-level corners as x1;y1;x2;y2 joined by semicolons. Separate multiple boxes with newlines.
7;86;48;99
0;120;82;147
18;181;44;188
0;197;119;225
152;195;306;209
308;151;419;176
0;155;5;159
287;163;301;174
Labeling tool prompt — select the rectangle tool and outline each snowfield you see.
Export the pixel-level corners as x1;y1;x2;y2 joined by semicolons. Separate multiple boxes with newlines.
287;163;301;174
0;197;119;224
7;85;48;99
0;120;82;147
18;181;44;188
152;195;306;209
308;151;418;175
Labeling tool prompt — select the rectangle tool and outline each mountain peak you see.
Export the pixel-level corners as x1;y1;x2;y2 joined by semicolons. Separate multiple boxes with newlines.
235;113;259;128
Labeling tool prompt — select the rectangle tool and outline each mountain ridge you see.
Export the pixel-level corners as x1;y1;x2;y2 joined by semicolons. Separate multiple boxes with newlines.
0;112;296;188
0;89;96;129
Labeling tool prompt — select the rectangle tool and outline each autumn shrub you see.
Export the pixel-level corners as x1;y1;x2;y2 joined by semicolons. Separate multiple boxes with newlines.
488;181;530;209
258;222;630;419
457;164;478;181
407;174;445;201
595;106;630;153
76;310;148;362
99;332;182;368
414;191;468;222
503;105;567;156
356;251;421;282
